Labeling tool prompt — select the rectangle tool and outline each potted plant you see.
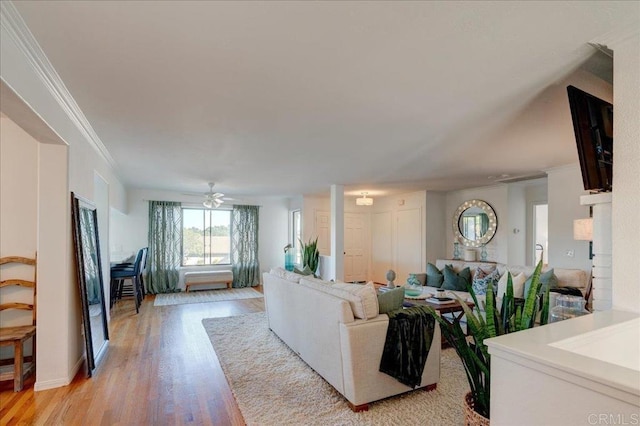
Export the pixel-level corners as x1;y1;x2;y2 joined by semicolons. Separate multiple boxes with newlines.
299;237;320;277
425;260;550;424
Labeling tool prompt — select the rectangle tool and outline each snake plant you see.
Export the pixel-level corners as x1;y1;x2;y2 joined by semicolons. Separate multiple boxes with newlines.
424;260;550;419
299;237;320;276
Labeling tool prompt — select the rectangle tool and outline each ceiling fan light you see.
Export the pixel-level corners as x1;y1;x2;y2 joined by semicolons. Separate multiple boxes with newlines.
356;192;373;206
203;199;213;209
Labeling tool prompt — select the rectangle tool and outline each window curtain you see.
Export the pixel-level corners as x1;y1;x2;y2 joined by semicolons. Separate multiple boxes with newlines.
147;201;182;294
231;205;260;287
478;213;489;236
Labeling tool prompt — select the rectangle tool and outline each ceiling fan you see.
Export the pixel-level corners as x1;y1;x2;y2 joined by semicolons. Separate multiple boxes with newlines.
199;182;231;209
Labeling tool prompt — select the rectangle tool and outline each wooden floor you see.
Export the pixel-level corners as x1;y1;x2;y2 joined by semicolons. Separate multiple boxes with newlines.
0;287;265;425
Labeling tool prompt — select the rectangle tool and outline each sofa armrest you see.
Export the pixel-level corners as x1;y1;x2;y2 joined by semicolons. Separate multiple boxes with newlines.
338;315;440;406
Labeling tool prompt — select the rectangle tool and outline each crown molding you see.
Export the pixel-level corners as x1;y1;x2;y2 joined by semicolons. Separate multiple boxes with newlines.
0;1;119;171
591;22;640;48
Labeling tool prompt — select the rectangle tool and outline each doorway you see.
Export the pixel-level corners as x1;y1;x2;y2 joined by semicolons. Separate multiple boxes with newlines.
533;203;548;265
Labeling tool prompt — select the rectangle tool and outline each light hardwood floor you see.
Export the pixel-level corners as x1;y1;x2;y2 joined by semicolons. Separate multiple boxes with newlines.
0;288;266;425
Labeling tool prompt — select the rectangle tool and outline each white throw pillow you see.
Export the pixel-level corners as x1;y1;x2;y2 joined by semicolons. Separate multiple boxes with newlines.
496;271;526;298
330;282;379;320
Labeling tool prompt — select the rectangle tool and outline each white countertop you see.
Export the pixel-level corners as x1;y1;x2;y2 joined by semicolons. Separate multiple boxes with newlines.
486;310;640;400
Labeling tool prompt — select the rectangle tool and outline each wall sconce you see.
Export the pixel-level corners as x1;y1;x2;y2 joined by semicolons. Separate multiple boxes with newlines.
356;192;373;206
573;218;593;259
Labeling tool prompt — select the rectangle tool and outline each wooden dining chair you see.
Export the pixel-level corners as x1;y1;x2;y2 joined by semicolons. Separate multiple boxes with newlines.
0;255;37;392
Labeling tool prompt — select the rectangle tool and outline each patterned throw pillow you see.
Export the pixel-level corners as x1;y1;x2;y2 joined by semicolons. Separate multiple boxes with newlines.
442;265;471;291
471;267;500;295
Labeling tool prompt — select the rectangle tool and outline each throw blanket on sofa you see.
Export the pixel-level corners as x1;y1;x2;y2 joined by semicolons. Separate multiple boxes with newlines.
379;306;436;388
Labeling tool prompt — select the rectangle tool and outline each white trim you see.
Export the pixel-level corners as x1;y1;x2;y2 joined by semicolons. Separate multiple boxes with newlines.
591;23;640;48
0;1;119;172
34;355;84;391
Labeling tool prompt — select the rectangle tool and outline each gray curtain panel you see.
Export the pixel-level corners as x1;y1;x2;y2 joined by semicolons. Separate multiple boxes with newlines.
231;205;260;287
147;201;182;294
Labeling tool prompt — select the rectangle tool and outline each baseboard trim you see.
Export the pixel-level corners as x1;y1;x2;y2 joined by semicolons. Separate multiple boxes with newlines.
34;356;84;391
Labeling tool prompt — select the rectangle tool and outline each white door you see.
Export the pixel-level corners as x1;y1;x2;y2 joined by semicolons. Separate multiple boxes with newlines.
314;210;330;256
396;208;422;284
344;213;367;282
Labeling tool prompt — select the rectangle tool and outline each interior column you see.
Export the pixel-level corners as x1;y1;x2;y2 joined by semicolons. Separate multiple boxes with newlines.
330;184;344;281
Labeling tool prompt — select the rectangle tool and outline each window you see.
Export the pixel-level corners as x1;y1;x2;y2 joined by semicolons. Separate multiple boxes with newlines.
291;210;301;264
182;208;231;266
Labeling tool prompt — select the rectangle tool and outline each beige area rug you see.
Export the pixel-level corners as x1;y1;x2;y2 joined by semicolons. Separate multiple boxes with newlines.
153;287;263;306
202;312;468;425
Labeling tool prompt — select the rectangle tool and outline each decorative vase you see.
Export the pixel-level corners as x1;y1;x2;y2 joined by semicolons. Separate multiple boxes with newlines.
284;251;295;271
480;244;488;261
464;392;490;426
453;242;461;260
404;274;422;297
550;295;590;323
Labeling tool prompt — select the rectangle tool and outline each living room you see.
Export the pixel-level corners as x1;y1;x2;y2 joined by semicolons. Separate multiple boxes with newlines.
1;1;638;424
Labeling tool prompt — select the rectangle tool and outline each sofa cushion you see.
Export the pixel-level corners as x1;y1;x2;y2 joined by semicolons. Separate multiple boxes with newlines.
496;270;526;298
426;263;444;288
523;269;559;297
299;279;379;320
471;267;500;296
442;265;471;292
269;267;302;283
377;287;405;314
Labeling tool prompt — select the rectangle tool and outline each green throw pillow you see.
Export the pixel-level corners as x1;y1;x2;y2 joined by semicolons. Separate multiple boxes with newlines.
377;287;405;314
426;263;444;288
442;265;471;292
523;269;559;297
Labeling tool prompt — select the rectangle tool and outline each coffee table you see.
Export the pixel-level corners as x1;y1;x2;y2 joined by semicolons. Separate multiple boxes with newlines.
404;297;475;349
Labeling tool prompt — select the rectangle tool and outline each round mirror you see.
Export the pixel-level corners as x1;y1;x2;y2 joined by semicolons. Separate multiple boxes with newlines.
453;200;497;247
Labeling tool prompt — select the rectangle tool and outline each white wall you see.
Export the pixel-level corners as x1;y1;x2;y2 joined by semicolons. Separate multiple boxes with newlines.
507;184;527;265
113;189;289;289
546;165;591;272
425;191;446;264
2;12;127;390
0;117;38;359
611;30;640;313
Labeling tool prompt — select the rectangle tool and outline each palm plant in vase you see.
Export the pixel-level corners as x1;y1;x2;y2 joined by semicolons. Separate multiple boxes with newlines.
424;260;550;422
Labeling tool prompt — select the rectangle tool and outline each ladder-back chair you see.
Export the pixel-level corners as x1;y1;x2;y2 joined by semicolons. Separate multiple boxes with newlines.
0;255;37;392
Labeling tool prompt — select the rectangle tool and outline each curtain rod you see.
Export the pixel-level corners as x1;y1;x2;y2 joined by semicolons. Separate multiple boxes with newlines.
141;199;262;207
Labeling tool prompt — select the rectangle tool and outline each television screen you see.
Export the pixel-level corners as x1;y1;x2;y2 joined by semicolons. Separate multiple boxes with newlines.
567;85;613;192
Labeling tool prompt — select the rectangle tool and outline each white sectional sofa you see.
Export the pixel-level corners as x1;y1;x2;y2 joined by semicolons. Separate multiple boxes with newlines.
262;268;441;411
423;259;590;313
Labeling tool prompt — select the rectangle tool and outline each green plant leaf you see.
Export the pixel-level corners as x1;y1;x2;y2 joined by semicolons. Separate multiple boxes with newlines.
540;281;551;326
520;260;543;329
485;282;497;338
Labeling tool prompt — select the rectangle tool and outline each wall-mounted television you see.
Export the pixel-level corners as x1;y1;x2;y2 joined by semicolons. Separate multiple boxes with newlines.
567;85;613;192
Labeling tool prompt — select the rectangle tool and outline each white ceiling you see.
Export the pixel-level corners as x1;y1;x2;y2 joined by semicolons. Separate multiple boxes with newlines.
11;1;638;197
